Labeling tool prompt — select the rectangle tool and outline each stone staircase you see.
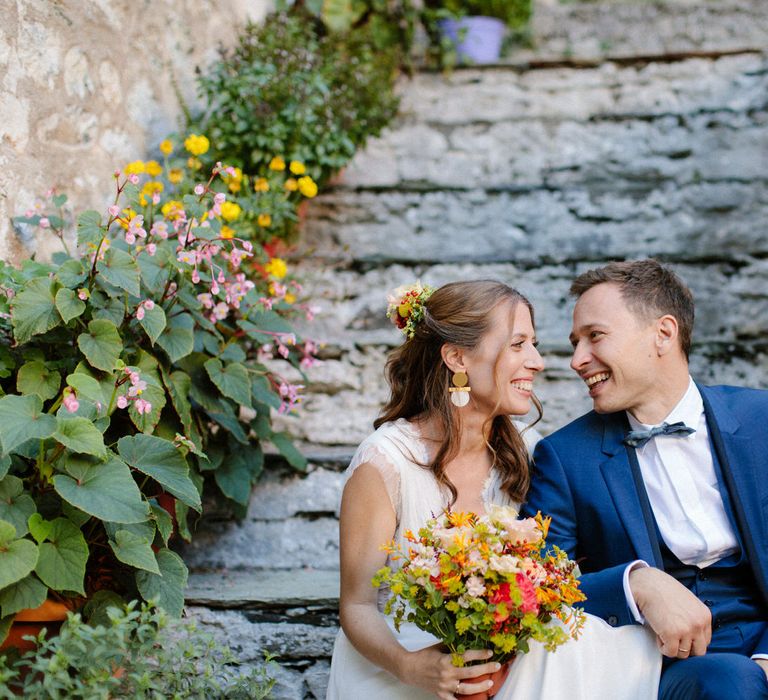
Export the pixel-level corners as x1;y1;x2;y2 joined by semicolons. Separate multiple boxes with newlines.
181;2;768;697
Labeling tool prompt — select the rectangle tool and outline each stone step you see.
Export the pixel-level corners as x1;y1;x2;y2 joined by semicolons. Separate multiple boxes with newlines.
185;568;340;610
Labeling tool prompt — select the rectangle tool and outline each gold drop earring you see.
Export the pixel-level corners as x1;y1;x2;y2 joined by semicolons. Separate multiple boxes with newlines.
449;371;471;407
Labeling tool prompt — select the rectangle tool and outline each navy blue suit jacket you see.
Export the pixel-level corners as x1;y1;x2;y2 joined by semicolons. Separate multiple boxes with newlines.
522;384;768;653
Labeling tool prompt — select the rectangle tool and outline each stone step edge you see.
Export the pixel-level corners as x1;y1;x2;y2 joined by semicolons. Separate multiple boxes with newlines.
185;569;340;609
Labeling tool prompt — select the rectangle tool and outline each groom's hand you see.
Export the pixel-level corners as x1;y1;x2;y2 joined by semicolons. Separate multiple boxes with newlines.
756;659;768;681
629;566;712;658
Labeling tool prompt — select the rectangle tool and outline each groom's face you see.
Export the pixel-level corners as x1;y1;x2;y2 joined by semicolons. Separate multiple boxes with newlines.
569;283;659;416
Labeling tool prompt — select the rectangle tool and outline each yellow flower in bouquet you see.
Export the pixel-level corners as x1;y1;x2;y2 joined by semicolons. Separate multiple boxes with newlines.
373;507;586;665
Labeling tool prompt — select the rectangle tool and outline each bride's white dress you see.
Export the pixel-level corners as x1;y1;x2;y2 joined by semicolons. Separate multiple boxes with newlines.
326;419;662;699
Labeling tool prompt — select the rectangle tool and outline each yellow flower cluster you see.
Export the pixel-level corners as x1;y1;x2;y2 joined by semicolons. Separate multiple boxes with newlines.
220;201;242;222
265;257;287;279
224;167;244;193
298;176;318;198
184;134;210;156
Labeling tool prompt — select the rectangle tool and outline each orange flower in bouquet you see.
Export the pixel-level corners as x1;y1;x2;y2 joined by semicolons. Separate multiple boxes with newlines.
373;506;586;672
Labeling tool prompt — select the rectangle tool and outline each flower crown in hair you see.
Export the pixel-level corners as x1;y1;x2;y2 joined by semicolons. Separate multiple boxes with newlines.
386;282;435;339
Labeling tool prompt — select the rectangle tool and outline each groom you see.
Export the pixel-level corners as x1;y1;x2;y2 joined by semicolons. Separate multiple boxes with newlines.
522;259;768;699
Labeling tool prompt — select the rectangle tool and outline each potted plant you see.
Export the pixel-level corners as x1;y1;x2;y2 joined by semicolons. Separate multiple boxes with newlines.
423;0;532;65
0;140;317;648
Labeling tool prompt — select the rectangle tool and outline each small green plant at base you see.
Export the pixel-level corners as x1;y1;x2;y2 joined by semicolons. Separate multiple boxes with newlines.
0;600;275;699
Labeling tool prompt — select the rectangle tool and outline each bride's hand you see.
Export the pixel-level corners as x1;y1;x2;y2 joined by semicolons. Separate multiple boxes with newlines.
398;644;502;699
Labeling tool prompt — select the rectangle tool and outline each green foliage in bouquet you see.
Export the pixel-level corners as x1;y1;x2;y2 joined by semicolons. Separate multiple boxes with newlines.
195;9;400;190
373;507;586;664
0;154;316;630
0;600;275;699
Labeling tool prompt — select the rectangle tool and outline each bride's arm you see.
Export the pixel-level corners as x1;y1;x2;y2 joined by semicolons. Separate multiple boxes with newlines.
339;462;499;699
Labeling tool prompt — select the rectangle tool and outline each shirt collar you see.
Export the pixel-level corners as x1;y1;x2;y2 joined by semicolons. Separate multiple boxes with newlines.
626;376;702;431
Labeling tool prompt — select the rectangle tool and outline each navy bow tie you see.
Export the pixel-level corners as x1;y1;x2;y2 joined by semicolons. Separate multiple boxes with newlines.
623;421;696;448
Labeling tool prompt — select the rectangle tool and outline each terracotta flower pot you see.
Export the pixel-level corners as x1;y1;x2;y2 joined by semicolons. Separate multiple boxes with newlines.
0;599;72;653
456;658;513;700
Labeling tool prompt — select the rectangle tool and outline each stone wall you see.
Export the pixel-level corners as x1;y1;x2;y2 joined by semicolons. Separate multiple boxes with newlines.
182;2;768;697
0;0;270;263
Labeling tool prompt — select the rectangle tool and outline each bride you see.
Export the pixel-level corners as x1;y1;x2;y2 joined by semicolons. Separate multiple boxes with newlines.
326;280;661;699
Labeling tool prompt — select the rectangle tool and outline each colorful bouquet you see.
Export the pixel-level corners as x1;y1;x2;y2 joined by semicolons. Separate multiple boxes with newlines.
373;506;586;666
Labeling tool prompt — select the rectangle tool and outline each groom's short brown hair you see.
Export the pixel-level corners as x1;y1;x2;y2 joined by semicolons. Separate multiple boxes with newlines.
570;259;695;359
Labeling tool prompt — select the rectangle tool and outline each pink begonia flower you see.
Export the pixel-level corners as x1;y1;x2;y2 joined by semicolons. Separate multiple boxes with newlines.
152;193;161;205
108;205;120;217
136;305;145;321
260;297;274;310
192;269;200;284
214;192;226;205
128;174;140;185
210;280;220;295
197;293;214;309
25;209;34;217
77;288;89;301
146;243;157;256
277;342;290;359
144;299;155;310
129;380;147;398
151;221;168;239
116;395;129;409
114;170;121;178
242;241;253;253
125;230;136;245
278;382;304;414
135;398;152;415
194;184;205;196
45;188;55;199
177;251;196;265
211;302;228;321
62;389;79;414
39;217;50;228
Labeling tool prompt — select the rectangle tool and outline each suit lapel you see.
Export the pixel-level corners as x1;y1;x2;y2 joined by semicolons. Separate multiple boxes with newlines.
598;415;662;567
701;387;768;597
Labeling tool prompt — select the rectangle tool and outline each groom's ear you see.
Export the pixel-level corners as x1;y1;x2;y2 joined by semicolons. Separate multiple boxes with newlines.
655;314;679;356
440;343;467;373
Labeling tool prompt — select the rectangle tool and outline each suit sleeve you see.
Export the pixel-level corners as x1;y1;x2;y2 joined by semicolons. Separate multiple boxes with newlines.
523;438;639;627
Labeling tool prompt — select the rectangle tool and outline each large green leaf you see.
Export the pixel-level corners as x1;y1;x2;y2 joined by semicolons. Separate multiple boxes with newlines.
270;432;308;471
0;394;57;454
66;372;109;411
96;248;140;297
156;313;194;363
56;259;87;288
0;519;39;590
204;358;252;408
204;402;248;444
109;529;160;574
214;443;263;506
0;574;47;618
138;245;172;289
135;548;187;617
77;319;122;371
127;369;166;435
252;375;282;410
54;454;149;524
0;455;10;480
11;277;61;344
0;476;35;537
117;435;200;511
16;361;61;401
35;518;87;595
54;417;107;457
161;369;193;435
77;209;103;248
150;504;173;547
92;294;124;326
54;287;86;323
138;303;166;345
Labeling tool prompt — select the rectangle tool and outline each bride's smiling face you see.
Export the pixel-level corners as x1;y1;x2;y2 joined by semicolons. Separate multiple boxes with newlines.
461;301;544;417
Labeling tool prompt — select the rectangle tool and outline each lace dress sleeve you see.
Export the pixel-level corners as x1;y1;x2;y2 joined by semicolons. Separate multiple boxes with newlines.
345;439;402;524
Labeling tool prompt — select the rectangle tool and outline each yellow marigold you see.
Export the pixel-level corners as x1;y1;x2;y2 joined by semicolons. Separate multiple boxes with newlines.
289;160;306;175
284;292;296;304
257;213;272;228
269;156;286;171
161;200;184;221
168;168;183;184
159;139;173;156
223;167;243;194
184;133;210;156
124;160;145;175
220;225;235;239
265;257;287;279
145;160;162;177
187;157;202;171
254;177;270;193
297;176;318;198
284;178;298;192
220;201;242;222
141;181;164;197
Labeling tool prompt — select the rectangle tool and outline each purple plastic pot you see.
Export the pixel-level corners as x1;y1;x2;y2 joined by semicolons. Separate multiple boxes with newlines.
438;16;506;65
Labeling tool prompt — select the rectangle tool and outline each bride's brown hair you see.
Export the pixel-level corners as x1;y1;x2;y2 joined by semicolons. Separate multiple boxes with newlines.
375;280;542;505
